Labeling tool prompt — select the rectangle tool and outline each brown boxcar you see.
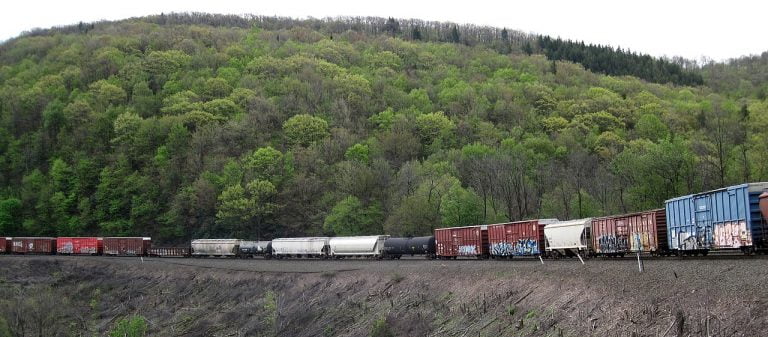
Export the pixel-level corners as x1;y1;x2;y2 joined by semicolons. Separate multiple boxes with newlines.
0;237;11;253
488;219;558;257
591;209;667;255
103;237;151;256
760;191;768;222
10;237;56;254
435;225;488;258
57;237;103;255
148;247;191;257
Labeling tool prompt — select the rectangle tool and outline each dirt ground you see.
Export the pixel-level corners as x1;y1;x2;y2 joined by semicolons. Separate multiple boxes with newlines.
0;255;766;336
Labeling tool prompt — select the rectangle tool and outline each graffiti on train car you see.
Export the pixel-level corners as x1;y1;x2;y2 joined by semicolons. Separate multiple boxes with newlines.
714;221;752;248
629;232;652;252
677;232;708;250
458;245;478;255
490;239;539;256
597;234;628;253
490;242;513;256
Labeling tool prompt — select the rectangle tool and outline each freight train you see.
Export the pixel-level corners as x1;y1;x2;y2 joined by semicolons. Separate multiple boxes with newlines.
2;183;768;260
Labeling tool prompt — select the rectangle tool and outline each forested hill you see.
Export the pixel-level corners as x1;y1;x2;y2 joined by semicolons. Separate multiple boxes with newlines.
0;13;766;242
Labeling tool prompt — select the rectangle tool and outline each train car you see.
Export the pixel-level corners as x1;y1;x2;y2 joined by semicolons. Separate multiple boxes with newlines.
328;236;388;258
0;237;11;253
665;182;768;255
591;209;668;256
10;237;57;254
544;218;593;257
271;237;329;258
239;241;272;258
103;237;151;256
760;191;768;224
383;236;435;259
148;247;191;257
56;237;103;255
191;239;242;257
435;225;489;259
488;219;558;258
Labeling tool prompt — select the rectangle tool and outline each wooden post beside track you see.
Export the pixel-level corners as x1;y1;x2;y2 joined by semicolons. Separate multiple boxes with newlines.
576;252;585;265
538;256;544;265
636;252;643;273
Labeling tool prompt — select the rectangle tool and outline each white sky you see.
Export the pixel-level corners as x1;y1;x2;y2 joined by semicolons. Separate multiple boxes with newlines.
1;0;766;61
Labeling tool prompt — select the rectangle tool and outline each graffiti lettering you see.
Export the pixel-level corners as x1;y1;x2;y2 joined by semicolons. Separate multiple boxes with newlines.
714;221;752;248
490;239;539;256
597;235;628;253
457;245;477;255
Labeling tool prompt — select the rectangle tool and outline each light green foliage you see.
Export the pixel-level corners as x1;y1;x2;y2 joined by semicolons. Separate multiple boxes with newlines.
244;146;285;184
112;112;143;146
408;88;433;112
324;196;383;235
0;316;10;337
263;291;278;336
202;77;233;100
369;318;395;337
541;116;569;133
108;315;148;337
571;111;624;132
345;143;370;164
89;80;127;107
439;183;483;228
161;90;201;115
415;111;455;146
217;179;278;237
202;98;240;116
635;113;669;142
282;114;329;147
144;50;191;76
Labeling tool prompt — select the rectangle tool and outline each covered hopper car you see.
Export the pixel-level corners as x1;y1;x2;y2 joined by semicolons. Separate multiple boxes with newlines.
271;237;329;258
328;235;388;258
191;239;242;257
544;218;592;257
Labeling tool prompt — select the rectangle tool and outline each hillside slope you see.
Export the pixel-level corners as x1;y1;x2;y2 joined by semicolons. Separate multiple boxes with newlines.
0;256;766;336
0;13;767;241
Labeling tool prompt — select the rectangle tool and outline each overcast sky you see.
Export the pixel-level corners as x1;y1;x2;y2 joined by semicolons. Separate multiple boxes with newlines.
1;0;766;61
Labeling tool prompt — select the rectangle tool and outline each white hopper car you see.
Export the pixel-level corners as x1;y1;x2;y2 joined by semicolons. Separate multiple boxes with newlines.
544;218;593;257
191;239;242;256
328;235;389;258
271;237;329;258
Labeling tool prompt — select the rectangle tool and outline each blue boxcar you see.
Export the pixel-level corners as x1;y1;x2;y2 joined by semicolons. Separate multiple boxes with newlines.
665;182;768;252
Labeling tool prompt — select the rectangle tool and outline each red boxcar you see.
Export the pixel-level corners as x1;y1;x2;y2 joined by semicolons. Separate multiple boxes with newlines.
103;237;151;256
435;225;488;259
148;247;191;257
57;237;103;255
488;219;558;257
11;237;56;254
591;209;667;255
0;237;11;253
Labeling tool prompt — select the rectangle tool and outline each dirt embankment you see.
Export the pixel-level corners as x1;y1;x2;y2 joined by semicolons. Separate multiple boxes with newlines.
0;256;766;336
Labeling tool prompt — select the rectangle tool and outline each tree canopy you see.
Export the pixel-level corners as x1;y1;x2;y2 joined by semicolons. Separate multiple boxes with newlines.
0;13;765;241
